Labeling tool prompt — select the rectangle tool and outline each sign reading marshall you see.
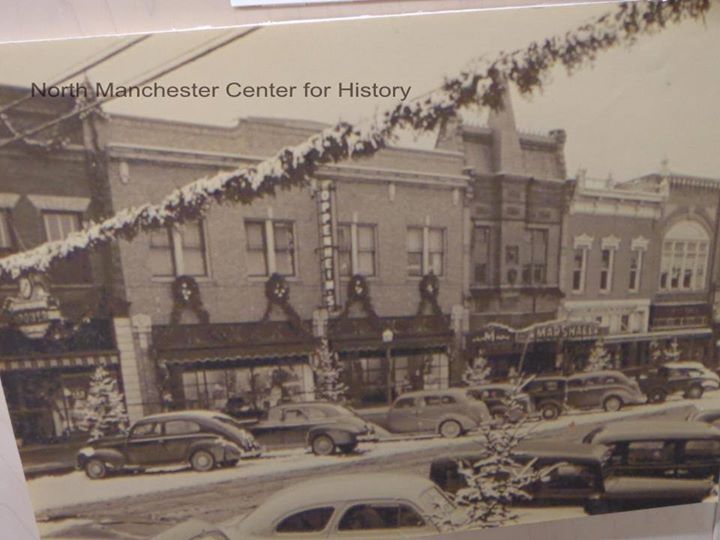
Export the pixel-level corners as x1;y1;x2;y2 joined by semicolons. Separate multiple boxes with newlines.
519;321;602;342
473;320;603;346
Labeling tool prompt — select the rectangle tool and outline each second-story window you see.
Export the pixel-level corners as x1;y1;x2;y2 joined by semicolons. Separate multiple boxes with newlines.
629;248;643;292
472;225;491;285
407;226;444;277
523;228;547;285
599;236;620;293
572;248;587;292
337;223;376;277
43;211;91;284
149;220;208;278
245;219;296;277
599;249;612;292
0;210;15;258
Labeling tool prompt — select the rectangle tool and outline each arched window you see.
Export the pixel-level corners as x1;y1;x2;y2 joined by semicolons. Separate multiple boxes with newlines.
659;221;709;291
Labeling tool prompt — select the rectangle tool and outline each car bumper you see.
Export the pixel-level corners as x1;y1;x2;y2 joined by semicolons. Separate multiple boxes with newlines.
357;433;380;443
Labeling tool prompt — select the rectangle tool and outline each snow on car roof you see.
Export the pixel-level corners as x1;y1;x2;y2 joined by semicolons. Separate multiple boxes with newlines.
569;370;629;378
236;473;439;533
140;410;230;422
593;421;720;442
399;388;470;398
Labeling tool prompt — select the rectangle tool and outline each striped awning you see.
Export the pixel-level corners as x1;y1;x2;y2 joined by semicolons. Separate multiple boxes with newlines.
0;351;120;372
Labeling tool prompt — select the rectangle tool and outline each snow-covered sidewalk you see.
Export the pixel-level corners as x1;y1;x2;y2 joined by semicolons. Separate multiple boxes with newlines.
29;394;718;515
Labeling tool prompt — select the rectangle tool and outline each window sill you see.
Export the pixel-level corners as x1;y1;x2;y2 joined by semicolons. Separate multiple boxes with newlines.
247;275;302;283
151;276;214;284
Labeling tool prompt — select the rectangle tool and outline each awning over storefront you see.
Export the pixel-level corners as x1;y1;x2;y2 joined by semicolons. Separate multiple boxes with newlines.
152;321;318;366
0;351;119;372
602;327;712;344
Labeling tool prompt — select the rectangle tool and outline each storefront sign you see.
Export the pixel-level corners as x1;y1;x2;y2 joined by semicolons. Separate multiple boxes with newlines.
2;274;63;339
316;180;337;311
472;324;514;345
519;321;600;342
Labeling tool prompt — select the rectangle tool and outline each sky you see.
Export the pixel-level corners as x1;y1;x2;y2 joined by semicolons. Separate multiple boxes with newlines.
0;2;718;181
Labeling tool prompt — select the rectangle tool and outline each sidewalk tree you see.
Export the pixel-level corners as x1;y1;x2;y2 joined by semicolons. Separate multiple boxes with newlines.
310;338;348;402
76;365;129;439
430;377;556;530
585;339;612;372
463;352;492;386
663;339;682;363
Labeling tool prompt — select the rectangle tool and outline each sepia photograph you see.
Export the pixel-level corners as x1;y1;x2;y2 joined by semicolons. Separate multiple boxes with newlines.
0;0;719;538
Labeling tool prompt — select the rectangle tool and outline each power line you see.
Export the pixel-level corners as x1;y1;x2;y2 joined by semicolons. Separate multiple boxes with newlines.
0;27;259;150
0;34;151;117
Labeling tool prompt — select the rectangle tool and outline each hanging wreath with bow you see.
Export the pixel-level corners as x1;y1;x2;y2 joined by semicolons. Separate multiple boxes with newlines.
169;275;209;325
339;274;380;325
417;272;443;317
261;273;306;334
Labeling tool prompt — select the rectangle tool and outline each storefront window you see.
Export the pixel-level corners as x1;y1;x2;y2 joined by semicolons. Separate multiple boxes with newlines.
179;364;306;411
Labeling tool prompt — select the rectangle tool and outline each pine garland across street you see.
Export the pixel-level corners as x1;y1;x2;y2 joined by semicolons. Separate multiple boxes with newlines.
0;0;711;280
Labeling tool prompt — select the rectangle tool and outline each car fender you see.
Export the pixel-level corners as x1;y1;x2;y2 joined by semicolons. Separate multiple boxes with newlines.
307;426;357;446
185;438;227;463
77;447;126;470
435;413;477;433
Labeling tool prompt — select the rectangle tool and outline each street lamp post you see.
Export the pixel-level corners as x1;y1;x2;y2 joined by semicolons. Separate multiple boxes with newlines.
383;328;394;404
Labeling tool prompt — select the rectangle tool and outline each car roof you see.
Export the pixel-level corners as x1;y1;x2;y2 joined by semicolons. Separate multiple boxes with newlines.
398;388;468;399
139;410;228;423
569;370;627;379
514;440;609;463
467;383;514;391
442;441;608;465
236;474;439;532
592;421;720;443
664;362;708;369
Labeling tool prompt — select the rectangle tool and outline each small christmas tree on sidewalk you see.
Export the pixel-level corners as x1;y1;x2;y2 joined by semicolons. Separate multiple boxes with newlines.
584;339;612;372
77;366;129;439
663;339;682;363
310;338;348;402
463;352;492;386
429;378;556;531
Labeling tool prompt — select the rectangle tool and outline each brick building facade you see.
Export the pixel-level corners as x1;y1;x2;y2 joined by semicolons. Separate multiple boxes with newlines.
0;86;126;445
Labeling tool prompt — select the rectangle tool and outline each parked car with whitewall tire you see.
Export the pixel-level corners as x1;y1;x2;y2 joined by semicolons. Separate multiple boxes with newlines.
566;371;644;412
77;411;261;479
385;389;490;438
246;402;379;456
151;473;457;539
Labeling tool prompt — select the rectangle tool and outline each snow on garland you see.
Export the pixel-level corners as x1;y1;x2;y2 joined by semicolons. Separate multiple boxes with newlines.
0;0;710;281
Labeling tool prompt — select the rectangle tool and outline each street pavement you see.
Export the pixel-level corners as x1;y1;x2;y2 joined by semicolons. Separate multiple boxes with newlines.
33;395;715;540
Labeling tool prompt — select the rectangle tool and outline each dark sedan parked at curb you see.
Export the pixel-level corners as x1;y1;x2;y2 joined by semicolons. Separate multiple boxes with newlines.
465;384;534;423
430;439;714;515
246;402;381;456
582;420;720;479
77;411;262;479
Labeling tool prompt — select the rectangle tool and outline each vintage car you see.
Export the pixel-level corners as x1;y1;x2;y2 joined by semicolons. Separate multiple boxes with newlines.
76;411;262;479
521;376;567;420
430;440;610;501
565;371;644;413
464;383;534;422
152;473;457;539
582;420;720;479
521;371;644;420
429;439;715;514
247;402;380;456
638;362;720;402
385;389;491;438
